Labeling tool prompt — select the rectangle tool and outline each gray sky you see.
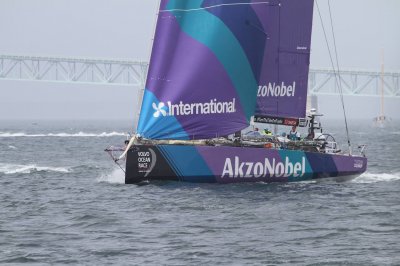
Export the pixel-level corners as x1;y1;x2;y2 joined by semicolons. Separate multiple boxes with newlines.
0;0;399;121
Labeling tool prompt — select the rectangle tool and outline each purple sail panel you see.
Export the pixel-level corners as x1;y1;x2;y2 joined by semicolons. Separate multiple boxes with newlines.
255;0;314;120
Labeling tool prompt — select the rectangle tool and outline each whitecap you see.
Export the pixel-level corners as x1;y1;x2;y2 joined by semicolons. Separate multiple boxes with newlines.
353;172;400;183
0;163;71;175
0;132;127;138
97;169;125;184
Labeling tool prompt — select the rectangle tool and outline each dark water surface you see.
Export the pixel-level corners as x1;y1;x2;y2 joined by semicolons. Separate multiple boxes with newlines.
1;120;399;265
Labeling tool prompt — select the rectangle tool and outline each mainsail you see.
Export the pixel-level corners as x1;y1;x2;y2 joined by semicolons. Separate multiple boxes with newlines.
254;0;314;126
137;0;272;140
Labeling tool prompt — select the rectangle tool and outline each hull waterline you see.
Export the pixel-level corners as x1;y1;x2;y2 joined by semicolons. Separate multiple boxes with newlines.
125;145;367;184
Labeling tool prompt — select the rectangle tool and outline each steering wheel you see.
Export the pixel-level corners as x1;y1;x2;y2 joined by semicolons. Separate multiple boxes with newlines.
315;134;337;152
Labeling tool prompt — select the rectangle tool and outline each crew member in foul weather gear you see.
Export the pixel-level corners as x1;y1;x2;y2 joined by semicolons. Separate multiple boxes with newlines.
261;128;273;136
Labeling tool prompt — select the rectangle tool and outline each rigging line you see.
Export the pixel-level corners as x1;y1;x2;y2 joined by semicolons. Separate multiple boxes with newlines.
315;0;351;154
134;0;161;135
160;2;272;13
115;160;126;174
327;0;352;154
106;149;126;173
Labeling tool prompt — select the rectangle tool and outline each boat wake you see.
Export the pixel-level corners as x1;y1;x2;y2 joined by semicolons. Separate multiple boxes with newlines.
0;163;71;175
94;170;400;185
353;172;400;183
97;169;125;184
0;132;126;138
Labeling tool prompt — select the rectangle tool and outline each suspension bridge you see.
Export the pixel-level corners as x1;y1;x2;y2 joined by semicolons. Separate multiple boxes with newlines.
1;54;399;98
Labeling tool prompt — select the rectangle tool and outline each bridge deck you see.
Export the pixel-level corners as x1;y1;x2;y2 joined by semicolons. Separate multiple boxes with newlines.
1;54;399;97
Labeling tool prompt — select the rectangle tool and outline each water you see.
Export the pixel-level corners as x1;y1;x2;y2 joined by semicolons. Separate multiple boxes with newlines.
0;120;399;265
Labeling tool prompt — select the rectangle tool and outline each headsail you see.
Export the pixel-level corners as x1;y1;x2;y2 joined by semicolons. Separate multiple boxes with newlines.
254;0;314;126
137;0;272;140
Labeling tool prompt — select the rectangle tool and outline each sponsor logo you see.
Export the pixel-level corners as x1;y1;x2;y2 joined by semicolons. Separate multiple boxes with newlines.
152;102;167;118
222;156;306;178
152;98;236;118
137;149;156;177
257;82;296;97
297;46;308;50
254;115;300;126
354;159;364;169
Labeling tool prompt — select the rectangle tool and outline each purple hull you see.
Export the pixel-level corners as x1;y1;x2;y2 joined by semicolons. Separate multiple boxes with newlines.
125;145;367;184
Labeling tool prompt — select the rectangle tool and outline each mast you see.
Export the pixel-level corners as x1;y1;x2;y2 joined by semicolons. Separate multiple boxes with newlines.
272;0;282;136
380;49;385;119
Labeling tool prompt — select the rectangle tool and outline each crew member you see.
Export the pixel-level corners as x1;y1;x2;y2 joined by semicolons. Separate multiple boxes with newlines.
261;128;273;136
288;126;300;141
306;128;315;140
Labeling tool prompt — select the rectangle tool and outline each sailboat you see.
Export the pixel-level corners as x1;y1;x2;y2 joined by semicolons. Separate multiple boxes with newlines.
373;50;391;127
107;0;367;184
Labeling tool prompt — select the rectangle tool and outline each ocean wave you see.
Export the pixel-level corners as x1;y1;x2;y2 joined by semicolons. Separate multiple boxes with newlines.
0;132;126;138
0;163;71;175
353;172;400;183
97;169;125;184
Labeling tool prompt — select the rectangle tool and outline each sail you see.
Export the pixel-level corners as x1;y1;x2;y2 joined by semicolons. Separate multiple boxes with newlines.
254;0;314;126
137;0;272;140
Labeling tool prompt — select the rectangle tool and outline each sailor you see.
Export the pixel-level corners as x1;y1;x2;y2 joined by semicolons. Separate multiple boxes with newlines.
288;126;301;141
306;128;315;140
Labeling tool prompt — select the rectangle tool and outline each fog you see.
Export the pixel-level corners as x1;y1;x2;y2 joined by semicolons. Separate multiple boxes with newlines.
0;0;399;121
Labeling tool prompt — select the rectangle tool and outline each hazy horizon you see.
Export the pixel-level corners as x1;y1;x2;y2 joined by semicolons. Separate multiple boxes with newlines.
0;0;399;121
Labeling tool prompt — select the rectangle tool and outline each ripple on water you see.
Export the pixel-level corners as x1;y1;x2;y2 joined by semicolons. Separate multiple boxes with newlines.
1;120;399;264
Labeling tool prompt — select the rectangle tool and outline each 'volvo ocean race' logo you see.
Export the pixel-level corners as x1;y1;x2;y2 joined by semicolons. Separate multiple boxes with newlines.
258;82;296;97
137;148;156;177
152;98;236;118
